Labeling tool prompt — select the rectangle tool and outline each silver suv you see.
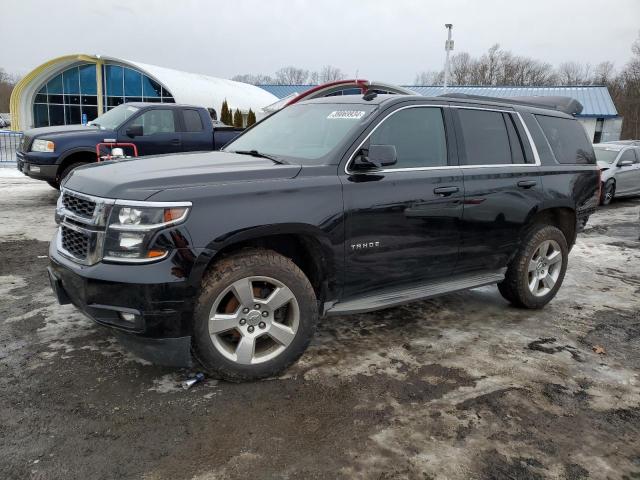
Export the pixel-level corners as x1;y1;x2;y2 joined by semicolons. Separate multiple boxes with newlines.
593;143;640;205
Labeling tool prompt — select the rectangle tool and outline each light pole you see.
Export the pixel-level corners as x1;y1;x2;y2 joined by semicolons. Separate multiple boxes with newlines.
443;23;454;93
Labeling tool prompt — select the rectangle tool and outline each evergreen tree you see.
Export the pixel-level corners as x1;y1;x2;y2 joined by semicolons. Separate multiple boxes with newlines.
233;108;244;128
246;109;257;127
221;100;230;125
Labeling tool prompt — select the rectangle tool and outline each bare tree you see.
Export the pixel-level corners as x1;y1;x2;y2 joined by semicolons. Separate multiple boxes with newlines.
557;61;593;85
592;61;616;85
274;66;310;85
316;65;346;83
231;73;275;85
414;70;444;85
0;68;20;113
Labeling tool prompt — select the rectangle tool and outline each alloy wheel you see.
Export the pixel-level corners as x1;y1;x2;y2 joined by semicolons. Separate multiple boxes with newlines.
527;239;563;297
208;276;300;365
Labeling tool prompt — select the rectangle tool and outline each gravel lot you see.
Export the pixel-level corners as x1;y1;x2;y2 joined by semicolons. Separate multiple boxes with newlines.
1;168;639;480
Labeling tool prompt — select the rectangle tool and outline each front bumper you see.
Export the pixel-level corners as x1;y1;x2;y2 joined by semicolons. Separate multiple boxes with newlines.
48;239;198;367
17;151;59;181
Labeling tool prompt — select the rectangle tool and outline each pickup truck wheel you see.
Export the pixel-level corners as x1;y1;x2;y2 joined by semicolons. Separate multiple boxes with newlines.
193;248;318;382
59;162;86;184
498;225;568;309
600;179;615;206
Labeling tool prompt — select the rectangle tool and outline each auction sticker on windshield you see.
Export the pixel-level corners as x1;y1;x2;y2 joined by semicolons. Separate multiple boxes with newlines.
327;110;367;120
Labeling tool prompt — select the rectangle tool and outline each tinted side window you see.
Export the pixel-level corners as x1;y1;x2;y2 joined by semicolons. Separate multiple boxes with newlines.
129;109;176;135
504;113;526;164
535;115;595;164
457;109;511;165
183;109;204;132
619;149;638;164
369;107;447;168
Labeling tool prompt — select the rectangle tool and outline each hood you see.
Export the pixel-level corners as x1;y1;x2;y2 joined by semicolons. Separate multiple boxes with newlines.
63;151;302;200
24;124;103;139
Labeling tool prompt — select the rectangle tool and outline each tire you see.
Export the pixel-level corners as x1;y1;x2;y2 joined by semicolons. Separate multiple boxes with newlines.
498;225;568;309
47;180;60;190
59;162;86;185
600;179;615;206
192;248;318;382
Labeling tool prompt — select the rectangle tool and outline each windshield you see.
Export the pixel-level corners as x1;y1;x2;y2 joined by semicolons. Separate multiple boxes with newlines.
593;147;621;164
223;103;376;163
88;104;139;130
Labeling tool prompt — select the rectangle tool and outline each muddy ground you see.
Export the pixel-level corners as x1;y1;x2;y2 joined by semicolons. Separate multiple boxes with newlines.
1;169;639;480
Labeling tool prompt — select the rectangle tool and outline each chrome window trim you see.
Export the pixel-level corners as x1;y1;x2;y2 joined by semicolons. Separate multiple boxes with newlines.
344;104;543;175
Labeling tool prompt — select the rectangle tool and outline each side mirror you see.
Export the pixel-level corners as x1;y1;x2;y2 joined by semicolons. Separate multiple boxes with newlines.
618;159;634;167
353;144;397;169
126;125;143;137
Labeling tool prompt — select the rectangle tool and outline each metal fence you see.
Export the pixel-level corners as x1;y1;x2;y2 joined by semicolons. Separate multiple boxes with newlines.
0;130;22;164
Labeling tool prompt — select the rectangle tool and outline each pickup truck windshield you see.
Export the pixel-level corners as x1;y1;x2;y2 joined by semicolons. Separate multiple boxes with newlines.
224;103;376;163
89;104;140;130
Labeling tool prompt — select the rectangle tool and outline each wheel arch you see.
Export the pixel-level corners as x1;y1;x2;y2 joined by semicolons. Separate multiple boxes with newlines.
56;149;96;180
523;207;577;249
192;224;339;307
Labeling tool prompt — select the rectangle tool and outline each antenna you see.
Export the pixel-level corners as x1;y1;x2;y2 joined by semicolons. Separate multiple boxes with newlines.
443;24;454;93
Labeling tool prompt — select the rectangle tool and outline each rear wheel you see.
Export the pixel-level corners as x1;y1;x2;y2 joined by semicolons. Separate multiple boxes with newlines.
193;248;318;382
600;179;615;206
498;225;568;309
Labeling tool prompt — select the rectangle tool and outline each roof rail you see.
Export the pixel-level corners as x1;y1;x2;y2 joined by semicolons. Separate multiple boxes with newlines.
439;93;583;116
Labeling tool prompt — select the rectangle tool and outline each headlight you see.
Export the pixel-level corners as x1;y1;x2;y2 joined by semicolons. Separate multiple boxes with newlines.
103;202;191;262
31;139;55;152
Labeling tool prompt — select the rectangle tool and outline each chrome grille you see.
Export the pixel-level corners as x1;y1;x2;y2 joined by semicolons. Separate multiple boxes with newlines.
61;225;89;260
20;135;32;153
62;192;96;219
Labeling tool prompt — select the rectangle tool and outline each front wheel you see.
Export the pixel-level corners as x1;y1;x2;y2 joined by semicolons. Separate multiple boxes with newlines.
600;179;615;206
498;225;568;309
192;248;318;382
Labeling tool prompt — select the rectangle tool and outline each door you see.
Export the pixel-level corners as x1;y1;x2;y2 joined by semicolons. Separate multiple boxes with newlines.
120;108;181;156
341;105;464;299
180;109;212;152
452;107;543;273
615;148;640;195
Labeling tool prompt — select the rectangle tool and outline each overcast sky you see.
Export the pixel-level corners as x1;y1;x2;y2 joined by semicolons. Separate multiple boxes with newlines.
2;0;639;84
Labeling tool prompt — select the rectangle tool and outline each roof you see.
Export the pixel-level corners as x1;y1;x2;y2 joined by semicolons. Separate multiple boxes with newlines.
124;59;278;114
258;84;618;117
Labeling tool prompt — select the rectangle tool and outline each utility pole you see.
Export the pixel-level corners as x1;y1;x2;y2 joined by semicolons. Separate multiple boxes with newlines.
443;23;454;93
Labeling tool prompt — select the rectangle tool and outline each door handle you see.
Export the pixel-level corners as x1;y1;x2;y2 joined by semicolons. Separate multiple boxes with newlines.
434;186;459;196
517;180;537;189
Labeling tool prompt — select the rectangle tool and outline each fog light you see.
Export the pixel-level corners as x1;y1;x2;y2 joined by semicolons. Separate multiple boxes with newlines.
119;312;136;322
30;165;40;173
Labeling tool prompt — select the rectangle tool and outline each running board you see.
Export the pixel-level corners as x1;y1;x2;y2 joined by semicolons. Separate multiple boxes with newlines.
327;269;506;315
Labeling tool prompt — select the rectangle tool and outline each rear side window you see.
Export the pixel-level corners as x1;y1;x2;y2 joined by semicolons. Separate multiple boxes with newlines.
535;115;595;164
456;109;511;165
369;107;447;168
183;109;204;132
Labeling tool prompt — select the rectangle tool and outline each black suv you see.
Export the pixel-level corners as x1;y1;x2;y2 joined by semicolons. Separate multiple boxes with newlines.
48;93;599;381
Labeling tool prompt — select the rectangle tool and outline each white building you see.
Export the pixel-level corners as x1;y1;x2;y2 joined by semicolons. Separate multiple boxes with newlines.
10;54;278;131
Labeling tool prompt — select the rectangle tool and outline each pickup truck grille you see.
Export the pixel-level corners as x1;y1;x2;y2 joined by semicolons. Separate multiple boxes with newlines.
62;192;96;218
60;225;90;260
19;135;32;153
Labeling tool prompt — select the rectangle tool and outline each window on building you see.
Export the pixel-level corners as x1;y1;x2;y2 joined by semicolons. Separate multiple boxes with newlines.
33;64;176;127
369;107;447;168
593;118;604;143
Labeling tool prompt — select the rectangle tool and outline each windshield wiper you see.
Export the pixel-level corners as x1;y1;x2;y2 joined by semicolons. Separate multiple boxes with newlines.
232;150;288;165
